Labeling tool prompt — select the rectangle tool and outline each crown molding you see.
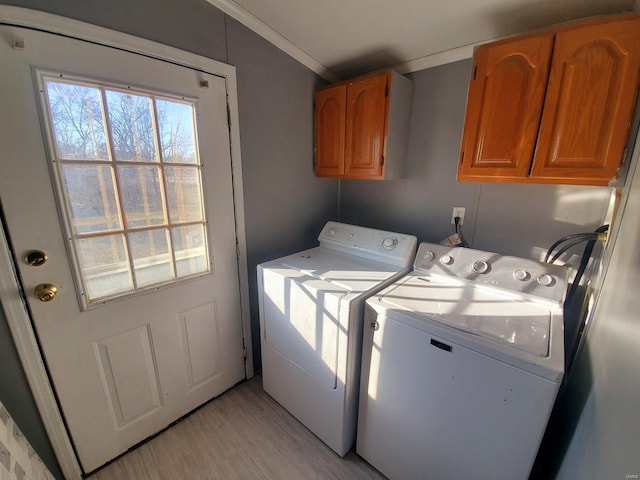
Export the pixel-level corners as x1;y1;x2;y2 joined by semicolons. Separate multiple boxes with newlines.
207;0;476;80
390;43;477;75
206;0;340;82
205;2;640;80
207;0;480;79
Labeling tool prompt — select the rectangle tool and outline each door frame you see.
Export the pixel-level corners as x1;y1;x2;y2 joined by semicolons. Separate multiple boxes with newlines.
0;6;253;479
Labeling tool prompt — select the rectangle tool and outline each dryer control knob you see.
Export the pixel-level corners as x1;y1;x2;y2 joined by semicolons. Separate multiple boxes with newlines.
382;237;398;250
423;251;435;261
471;260;489;274
513;269;530;281
440;254;454;265
537;274;555;287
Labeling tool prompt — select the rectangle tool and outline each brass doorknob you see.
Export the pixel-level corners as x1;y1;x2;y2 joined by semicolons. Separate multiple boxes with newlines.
34;283;58;302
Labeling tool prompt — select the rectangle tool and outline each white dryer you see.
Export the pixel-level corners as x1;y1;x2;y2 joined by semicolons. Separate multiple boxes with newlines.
358;242;568;480
258;222;417;456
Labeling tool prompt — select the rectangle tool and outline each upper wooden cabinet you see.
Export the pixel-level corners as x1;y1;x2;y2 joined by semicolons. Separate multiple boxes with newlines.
458;32;554;182
315;85;346;177
458;14;640;186
314;70;413;180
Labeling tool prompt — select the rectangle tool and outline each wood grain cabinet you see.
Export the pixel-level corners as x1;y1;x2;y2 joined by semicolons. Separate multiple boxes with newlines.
314;70;413;180
458;13;640;186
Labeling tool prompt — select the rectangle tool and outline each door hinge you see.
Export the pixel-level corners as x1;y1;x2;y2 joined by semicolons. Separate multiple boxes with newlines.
380;155;385;166
243;346;248;360
235;241;240;260
226;102;231;127
385;84;389;98
460;151;465;164
473;64;478;80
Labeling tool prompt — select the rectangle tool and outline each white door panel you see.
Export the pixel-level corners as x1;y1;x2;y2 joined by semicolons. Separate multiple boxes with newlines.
0;26;245;472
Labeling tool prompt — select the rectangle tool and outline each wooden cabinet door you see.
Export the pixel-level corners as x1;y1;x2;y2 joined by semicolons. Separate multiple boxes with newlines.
344;72;389;178
531;16;640;185
315;85;346;176
458;33;554;182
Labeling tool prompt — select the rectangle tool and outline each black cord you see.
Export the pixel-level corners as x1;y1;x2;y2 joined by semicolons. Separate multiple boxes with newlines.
565;225;609;303
549;236;598;263
544;233;599;263
454;216;468;247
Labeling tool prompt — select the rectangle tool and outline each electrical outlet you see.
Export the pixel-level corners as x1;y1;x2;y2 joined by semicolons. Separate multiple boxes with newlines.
451;207;465;225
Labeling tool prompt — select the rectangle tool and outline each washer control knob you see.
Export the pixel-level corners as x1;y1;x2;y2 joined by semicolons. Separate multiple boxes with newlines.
537;274;555;287
423;251;435;261
440;254;454;265
513;269;530;281
471;260;489;274
382;237;398;250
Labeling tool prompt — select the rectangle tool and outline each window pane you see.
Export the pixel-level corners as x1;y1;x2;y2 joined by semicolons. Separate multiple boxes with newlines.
156;99;197;164
165;167;203;223
62;164;121;234
45;81;108;161
130;230;174;287
42;76;214;305
105;90;158;162
77;235;133;300
172;225;208;277
118;166;166;228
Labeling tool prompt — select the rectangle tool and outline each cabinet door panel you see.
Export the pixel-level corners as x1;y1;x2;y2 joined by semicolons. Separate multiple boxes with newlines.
531;17;640;185
344;73;389;178
315;85;346;176
458;33;553;182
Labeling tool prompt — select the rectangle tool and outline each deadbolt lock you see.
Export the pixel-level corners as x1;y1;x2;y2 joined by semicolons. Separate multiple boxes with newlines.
24;250;48;267
34;283;58;302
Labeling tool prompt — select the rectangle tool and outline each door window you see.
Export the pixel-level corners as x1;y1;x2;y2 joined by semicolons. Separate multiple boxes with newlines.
39;73;210;306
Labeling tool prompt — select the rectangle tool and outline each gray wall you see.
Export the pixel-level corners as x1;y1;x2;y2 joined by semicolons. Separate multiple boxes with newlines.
552;136;640;480
225;18;336;368
339;60;612;261
0;0;337;476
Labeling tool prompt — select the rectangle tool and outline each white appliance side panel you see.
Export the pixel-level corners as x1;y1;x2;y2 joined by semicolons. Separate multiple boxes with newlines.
261;267;345;388
357;310;559;480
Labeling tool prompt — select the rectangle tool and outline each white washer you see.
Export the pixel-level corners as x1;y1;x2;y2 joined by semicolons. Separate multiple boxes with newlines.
358;242;568;480
258;221;417;456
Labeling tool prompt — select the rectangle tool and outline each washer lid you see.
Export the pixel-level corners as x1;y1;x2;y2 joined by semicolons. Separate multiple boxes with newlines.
377;274;552;357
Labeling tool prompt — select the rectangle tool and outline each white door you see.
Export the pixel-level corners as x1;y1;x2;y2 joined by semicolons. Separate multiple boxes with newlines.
0;26;246;472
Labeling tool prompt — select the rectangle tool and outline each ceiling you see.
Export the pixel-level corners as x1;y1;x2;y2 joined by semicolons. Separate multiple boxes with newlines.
207;0;636;81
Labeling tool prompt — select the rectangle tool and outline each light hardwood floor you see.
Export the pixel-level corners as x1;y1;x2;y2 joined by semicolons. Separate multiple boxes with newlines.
89;376;386;479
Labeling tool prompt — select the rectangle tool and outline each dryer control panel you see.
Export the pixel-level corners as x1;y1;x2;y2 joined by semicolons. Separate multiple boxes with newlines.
414;242;569;304
319;222;417;268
